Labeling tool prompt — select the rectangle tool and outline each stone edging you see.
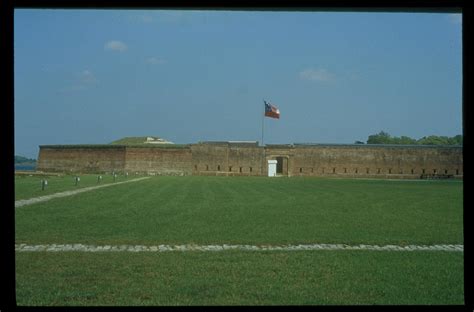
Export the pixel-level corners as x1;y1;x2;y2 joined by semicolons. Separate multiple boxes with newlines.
15;243;464;253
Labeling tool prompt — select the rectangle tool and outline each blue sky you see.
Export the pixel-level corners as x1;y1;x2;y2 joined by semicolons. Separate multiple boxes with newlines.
14;9;462;159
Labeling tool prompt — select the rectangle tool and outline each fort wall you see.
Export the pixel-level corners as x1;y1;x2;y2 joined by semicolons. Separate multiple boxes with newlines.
191;142;263;176
37;142;463;179
289;144;463;178
37;146;126;173
124;147;192;175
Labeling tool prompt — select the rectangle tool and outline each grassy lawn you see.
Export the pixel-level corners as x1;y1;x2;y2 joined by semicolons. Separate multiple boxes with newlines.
14;173;143;201
15;176;463;246
16;250;463;305
15;176;464;305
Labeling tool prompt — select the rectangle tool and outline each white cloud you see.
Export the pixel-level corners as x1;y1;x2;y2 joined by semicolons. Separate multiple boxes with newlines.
79;69;98;84
60;69;98;93
447;14;462;25
146;57;166;65
299;68;335;82
104;40;128;52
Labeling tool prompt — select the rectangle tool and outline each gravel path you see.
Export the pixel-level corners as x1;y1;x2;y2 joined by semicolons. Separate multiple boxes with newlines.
15;243;464;253
15;177;150;208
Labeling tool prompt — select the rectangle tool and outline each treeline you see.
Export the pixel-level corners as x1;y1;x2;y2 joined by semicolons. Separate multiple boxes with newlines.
15;155;37;164
356;131;462;145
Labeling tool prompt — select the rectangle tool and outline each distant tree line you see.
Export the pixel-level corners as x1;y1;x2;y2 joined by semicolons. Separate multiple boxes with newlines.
15;155;36;164
356;131;462;146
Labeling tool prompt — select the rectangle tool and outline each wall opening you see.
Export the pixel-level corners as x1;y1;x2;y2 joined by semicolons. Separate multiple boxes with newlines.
344;168;347;173
229;166;232;172
333;168;336;174
366;168;370;174
217;165;221;171
206;165;209;171
355;168;358;174
240;167;242;173
444;169;448;174
456;169;459;175
377;168;381;174
250;167;252;172
388;168;392;174
194;165;198;171
276;157;283;174
300;167;303;173
433;169;437;174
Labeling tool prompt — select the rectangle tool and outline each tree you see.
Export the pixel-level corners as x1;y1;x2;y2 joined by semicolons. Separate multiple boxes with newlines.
365;132;462;146
367;131;392;144
14;155;36;164
448;135;463;145
398;136;417;145
417;136;449;145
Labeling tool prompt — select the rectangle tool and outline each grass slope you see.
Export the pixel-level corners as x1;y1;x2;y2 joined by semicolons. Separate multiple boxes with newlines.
110;136;153;145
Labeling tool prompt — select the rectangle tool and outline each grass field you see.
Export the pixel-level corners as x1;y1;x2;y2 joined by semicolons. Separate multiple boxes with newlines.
15;173;141;201
15;176;464;305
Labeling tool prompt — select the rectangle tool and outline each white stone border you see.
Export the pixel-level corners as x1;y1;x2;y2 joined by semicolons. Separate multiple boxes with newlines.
15;177;150;208
15;243;464;253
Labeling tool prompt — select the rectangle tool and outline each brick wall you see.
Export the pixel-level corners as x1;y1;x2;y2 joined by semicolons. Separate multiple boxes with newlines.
37;143;463;179
191;142;263;176
124;147;192;175
37;146;126;173
289;144;463;178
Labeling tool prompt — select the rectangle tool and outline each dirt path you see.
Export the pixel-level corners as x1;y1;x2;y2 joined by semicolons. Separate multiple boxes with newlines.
15;177;150;208
15;243;463;253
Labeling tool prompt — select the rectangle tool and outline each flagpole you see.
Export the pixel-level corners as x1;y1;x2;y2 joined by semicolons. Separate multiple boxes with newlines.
261;99;265;147
261;99;265;176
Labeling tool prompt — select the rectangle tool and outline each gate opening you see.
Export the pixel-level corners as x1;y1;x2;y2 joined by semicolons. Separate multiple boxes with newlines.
276;157;283;174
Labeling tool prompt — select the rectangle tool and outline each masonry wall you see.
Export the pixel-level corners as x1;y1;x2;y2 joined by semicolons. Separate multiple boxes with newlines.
37;146;126;173
191;142;263;176
289;144;463;178
37;143;463;179
124;147;192;175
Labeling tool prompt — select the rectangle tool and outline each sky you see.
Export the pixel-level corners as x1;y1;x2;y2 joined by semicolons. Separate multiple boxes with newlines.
14;9;462;159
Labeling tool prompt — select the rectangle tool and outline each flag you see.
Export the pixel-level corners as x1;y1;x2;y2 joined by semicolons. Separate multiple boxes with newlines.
264;101;280;119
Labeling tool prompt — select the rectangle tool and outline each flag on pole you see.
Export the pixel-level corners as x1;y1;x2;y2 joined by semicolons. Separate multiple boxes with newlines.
264;101;280;119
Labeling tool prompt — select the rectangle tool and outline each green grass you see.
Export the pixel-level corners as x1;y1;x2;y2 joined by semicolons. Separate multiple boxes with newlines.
15;173;142;201
15;176;463;246
16;250;463;305
110;136;155;144
108;136;187;147
15;176;464;305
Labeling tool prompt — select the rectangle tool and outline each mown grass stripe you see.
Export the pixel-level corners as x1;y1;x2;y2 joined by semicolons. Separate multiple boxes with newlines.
15;177;150;208
15;243;464;253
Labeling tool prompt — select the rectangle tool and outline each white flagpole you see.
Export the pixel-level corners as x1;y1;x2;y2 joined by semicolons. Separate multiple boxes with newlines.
261;99;265;147
261;99;265;175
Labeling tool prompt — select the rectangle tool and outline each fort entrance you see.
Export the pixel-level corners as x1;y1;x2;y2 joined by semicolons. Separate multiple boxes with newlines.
276;157;283;174
270;156;289;176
